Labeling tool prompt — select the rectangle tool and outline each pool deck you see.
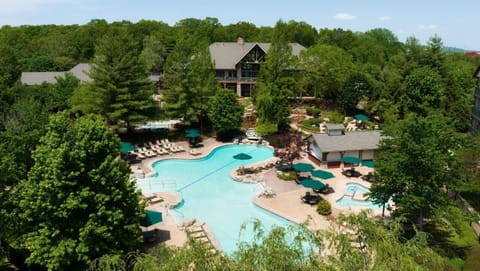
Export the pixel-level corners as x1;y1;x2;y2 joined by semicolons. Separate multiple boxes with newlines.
133;137;386;250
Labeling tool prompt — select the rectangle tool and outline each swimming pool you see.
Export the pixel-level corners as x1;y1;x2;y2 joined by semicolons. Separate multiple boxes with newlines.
136;144;292;254
336;183;384;211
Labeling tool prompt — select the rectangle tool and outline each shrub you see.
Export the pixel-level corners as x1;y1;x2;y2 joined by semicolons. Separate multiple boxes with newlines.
463;244;480;271
299;118;320;131
277;170;297;181
316;200;332;215
306;107;321;117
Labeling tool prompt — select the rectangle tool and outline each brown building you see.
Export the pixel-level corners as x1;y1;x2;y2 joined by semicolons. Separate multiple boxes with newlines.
209;37;305;97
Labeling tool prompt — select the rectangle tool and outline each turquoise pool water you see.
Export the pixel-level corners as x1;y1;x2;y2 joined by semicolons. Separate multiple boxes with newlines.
336;183;384;211
136;144;292;254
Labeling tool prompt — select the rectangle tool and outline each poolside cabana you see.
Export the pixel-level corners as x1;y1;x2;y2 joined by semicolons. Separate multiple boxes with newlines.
307;130;382;168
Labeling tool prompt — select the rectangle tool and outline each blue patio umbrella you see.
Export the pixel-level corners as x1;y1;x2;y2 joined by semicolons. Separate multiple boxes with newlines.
140;210;163;227
354;114;369;121
300;179;326;190
342;156;362;164
363;160;374;168
311;169;335;179
293;163;314;172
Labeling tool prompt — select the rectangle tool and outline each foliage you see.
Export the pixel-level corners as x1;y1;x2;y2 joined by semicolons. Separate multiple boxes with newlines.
299;118;320;132
207;88;244;133
370;114;464;230
255;20;298;133
162;36;216;125
89;211;451;271
277;169;297;181
299;44;353;100
305;107;321;117
316;200;332;215
70;28;155;127
10;112;143;270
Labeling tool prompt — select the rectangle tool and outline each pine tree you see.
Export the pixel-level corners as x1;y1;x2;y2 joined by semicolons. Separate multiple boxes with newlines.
71;28;154;128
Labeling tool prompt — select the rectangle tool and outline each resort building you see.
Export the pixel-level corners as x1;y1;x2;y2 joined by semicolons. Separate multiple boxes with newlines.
307;124;382;168
20;63;160;85
209;37;305;97
472;66;480;133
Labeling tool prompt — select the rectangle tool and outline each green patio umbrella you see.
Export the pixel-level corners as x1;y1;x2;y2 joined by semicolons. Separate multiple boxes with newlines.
300;179;326;190
120;142;135;153
354;114;369;121
363;160;374;168
140;210;163;227
185;129;201;138
342;156;362;164
293;163;314;172
311;169;335;179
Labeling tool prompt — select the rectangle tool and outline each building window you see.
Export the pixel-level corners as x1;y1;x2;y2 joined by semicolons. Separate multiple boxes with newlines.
241;85;252;97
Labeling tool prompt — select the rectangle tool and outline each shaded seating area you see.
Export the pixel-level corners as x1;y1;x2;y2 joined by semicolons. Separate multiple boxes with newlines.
361;172;375;182
342;168;362;178
301;191;322;205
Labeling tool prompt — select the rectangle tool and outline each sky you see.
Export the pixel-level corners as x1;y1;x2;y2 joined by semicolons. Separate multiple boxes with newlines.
0;0;478;50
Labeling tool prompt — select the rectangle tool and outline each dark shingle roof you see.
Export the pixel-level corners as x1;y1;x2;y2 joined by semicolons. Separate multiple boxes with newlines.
209;42;305;70
310;130;382;153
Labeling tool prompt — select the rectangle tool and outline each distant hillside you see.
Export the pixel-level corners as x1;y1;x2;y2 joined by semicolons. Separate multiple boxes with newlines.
443;46;468;53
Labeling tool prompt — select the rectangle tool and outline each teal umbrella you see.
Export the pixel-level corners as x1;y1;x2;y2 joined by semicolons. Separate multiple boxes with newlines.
293;163;314;172
342;156;362;164
120;142;135;153
311;169;334;179
300;179;326;190
354;114;369;121
363;160;374;168
233;153;252;160
185;129;201;138
140;210;163;227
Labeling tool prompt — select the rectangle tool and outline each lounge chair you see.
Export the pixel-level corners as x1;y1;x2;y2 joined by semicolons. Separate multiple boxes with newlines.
150;196;164;204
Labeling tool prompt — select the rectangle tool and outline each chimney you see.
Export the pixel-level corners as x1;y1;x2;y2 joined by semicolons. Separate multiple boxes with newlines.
237;36;245;45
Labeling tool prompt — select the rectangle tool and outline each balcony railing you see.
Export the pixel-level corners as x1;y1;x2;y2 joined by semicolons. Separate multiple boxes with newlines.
239;77;257;82
214;76;237;82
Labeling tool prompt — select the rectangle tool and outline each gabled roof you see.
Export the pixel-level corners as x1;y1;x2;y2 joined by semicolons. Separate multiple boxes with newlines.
209;42;305;70
21;63;159;85
309;130;382;153
21;63;92;85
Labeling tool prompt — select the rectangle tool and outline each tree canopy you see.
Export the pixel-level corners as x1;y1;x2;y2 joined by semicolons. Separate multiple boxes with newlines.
9;112;143;270
70;28;154;127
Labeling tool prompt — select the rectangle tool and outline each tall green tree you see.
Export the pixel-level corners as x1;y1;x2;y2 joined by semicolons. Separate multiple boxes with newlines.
207;88;243;133
299;44;353;101
162;36;216;125
370;114;464;230
401;67;444;116
10;112;143;270
71;28;154;128
255;20;297;133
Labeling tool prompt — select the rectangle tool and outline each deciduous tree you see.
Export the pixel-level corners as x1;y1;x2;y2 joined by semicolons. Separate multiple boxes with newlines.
207;88;243;133
370;114;464;230
10;112;143;270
